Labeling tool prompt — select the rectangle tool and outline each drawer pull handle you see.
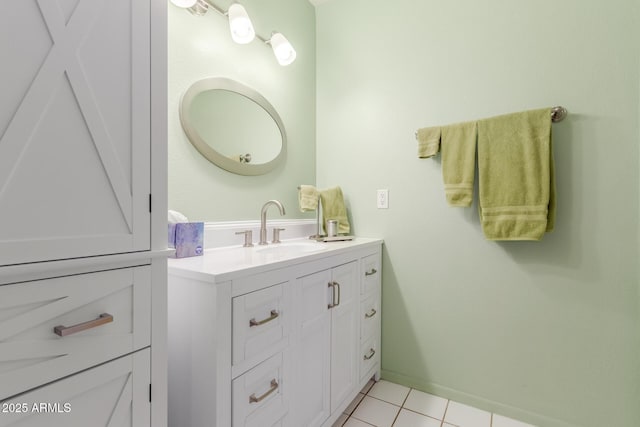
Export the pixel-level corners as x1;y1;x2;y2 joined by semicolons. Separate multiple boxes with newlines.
249;310;279;327
53;313;113;337
365;268;377;276
249;379;279;404
365;308;377;318
364;348;376;360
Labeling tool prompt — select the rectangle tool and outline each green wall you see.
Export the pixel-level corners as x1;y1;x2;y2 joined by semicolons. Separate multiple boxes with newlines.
168;0;316;221
315;1;639;426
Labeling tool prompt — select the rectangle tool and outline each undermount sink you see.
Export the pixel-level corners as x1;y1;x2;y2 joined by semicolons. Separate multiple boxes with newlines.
254;241;328;256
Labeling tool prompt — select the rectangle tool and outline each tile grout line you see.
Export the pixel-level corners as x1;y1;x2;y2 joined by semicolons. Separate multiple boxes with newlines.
389;386;412;426
440;399;450;427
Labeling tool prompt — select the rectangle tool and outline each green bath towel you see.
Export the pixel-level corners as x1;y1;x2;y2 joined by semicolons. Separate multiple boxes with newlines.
477;108;555;240
416;126;441;158
320;186;350;234
441;121;478;207
298;184;319;212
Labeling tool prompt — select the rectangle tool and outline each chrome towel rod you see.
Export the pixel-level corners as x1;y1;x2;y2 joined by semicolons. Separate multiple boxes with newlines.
414;106;568;139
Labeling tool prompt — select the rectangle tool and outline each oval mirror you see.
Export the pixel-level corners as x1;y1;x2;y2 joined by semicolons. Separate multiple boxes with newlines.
179;77;286;176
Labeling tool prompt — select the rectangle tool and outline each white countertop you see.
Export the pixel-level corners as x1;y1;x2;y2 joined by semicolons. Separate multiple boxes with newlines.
168;237;383;283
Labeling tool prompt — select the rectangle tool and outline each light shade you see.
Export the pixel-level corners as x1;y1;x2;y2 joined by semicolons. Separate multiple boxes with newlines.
228;3;255;44
270;32;296;66
170;0;198;8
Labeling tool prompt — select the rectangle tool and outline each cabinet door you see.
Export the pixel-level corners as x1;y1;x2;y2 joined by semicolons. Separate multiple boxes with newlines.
0;0;151;266
295;270;331;427
0;349;150;427
329;262;359;413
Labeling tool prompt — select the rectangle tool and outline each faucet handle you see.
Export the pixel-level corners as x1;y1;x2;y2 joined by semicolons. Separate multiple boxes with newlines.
235;230;254;247
272;228;285;244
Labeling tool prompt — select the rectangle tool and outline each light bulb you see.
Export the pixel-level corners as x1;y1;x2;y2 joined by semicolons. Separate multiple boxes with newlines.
228;3;255;44
270;32;296;66
170;0;198;8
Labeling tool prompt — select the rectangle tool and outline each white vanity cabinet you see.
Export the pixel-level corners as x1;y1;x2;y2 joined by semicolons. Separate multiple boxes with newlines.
0;0;168;426
167;238;382;427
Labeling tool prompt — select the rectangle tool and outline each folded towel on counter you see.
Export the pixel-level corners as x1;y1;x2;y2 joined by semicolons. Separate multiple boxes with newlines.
416;126;441;158
320;186;350;234
477;108;555;240
298;185;319;212
441;121;478;207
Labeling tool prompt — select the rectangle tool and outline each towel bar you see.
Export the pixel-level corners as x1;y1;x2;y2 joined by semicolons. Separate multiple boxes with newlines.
414;106;568;139
550;106;568;123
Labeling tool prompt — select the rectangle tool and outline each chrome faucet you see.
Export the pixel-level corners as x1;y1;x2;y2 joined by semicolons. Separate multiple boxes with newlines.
259;200;286;245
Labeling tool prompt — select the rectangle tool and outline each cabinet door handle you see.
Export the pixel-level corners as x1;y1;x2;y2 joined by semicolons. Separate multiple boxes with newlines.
364;348;376;360
53;313;113;337
365;308;377;318
365;268;377;276
328;281;341;309
249;310;279;327
249;379;279;403
328;282;336;309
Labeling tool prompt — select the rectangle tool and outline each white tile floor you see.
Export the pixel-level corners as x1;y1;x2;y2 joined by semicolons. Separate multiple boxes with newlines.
332;380;537;427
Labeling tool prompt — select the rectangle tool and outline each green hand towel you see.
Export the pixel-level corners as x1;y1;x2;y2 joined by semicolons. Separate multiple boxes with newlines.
441;121;477;207
416;126;441;158
298;185;319;212
477;108;555;240
320;186;350;234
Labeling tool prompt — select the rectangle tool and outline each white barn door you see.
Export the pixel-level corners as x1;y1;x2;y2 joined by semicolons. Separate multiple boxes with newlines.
0;0;151;266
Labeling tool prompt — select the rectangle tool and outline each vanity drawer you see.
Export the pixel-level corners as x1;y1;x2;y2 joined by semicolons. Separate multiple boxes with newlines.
233;282;291;367
232;351;290;427
360;294;379;342
0;349;150;427
0;266;151;400
359;336;379;384
360;254;380;295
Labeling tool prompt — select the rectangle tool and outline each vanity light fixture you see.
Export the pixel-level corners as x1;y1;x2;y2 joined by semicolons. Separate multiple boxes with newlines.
169;0;297;66
268;32;297;66
227;3;255;44
170;0;209;16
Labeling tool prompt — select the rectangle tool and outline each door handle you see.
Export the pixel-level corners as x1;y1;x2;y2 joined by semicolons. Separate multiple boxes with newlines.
328;282;336;309
328;281;341;309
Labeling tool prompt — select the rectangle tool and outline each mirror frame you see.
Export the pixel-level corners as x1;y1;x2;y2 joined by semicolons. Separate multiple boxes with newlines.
179;77;287;176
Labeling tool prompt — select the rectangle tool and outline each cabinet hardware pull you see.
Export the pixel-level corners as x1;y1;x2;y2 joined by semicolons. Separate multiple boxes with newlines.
365;308;377;318
365;268;377;276
53;313;113;337
364;348;376;360
327;282;336;309
328;281;341;309
249;310;279;327
249;379;279;403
